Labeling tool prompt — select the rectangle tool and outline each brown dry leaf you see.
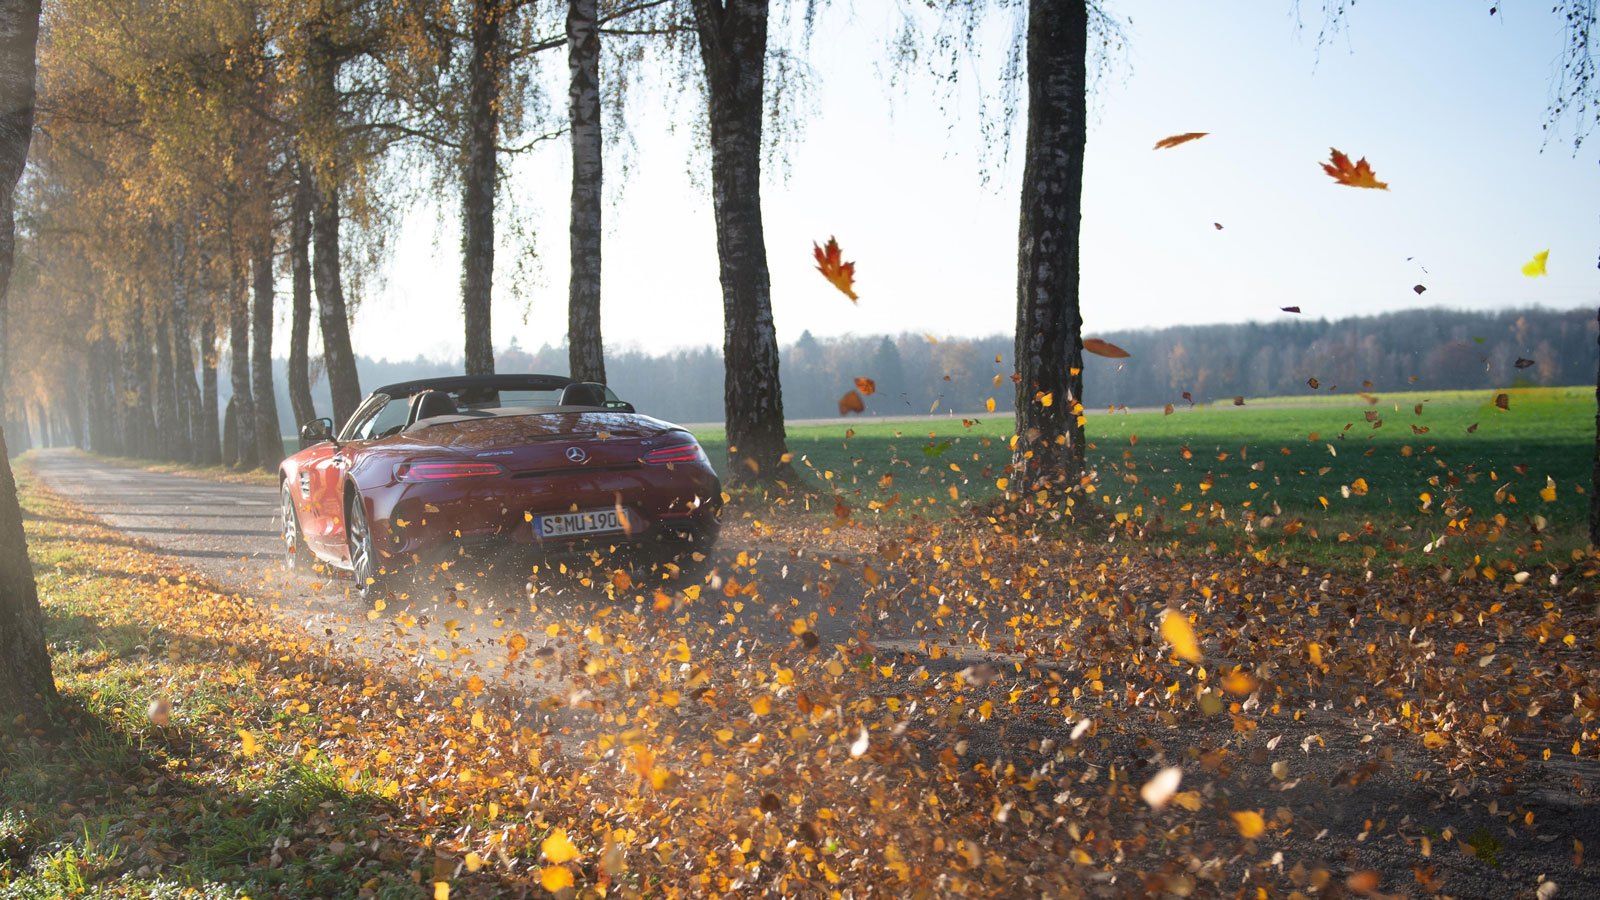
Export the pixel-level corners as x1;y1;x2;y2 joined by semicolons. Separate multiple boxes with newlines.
1493;392;1510;411
1082;338;1130;358
838;390;865;415
1321;147;1389;189
812;236;858;300
1153;131;1208;149
854;377;876;395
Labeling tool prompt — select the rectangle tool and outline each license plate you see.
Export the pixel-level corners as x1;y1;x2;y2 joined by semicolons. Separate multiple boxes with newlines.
535;508;625;538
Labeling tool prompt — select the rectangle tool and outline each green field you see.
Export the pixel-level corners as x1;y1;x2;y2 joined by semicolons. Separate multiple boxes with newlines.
697;385;1593;564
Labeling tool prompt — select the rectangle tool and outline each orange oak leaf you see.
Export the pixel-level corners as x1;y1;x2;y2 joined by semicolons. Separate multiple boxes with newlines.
813;237;858;301
1082;338;1130;359
1321;148;1388;189
854;377;876;396
1153;132;1208;150
838;390;865;415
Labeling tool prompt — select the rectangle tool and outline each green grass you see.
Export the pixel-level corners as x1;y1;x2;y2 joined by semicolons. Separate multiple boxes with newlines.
699;385;1592;568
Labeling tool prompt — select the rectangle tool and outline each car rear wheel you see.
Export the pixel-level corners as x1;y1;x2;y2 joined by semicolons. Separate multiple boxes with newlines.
346;491;392;602
281;482;310;572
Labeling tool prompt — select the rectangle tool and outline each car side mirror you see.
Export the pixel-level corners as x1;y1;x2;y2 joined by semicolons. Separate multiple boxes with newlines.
300;417;335;447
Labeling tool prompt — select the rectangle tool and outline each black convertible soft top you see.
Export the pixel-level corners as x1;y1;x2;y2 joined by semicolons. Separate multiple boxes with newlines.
371;374;573;399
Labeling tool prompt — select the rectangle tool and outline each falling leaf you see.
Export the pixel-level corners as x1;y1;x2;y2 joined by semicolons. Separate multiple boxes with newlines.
1221;671;1260;695
1160;609;1202;662
147;698;171;726
1540;477;1556;502
539;867;574;892
1514;358;1535;369
1082;338;1130;358
434;882;450;900
853;377;876;396
985;397;996;412
1281;306;1301;313
1321;148;1388;189
238;729;259;758
1413;284;1427;294
813;237;858;300
542;828;579;864
1231;810;1266;838
1213;222;1224;230
1346;871;1381;894
1232;396;1245;406
466;675;484;694
1493;392;1509;411
1153;131;1208;149
1521;249;1549;277
838;391;865;415
850;725;869;757
1140;766;1183;809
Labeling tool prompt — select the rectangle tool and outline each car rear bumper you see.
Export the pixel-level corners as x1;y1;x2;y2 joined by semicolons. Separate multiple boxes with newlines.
366;465;722;567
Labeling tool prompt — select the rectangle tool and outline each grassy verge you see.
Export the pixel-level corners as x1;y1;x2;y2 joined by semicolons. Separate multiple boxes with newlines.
83;450;280;487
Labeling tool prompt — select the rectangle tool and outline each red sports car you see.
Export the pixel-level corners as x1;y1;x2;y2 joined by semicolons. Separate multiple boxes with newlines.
279;374;722;599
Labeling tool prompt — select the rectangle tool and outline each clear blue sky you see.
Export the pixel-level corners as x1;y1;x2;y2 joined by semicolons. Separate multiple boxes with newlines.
331;1;1600;364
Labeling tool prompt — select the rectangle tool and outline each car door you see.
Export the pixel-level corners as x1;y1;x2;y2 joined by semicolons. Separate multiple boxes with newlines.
304;396;386;556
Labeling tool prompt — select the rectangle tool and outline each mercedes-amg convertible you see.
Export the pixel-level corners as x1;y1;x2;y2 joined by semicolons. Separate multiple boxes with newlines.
279;374;722;598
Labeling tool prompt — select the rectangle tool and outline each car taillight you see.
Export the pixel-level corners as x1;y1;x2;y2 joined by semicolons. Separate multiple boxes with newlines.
644;443;704;465
395;461;506;482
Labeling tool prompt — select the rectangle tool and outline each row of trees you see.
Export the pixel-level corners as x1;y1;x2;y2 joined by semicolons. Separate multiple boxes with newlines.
4;0;1115;491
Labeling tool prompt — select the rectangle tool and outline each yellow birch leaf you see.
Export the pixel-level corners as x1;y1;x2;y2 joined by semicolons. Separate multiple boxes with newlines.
1160;609;1202;662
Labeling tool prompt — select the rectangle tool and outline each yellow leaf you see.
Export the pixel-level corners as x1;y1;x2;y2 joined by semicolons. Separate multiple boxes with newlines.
466;675;484;694
1220;671;1260;695
1232;810;1265;838
539;866;574;892
996;477;1009;491
1540;477;1556;502
434;881;449;900
1160;609;1202;662
238;729;259;758
1421;731;1447;749
464;853;483;873
542;828;579;864
660;690;680;707
751;695;771;716
1521;249;1549;277
985;397;996;412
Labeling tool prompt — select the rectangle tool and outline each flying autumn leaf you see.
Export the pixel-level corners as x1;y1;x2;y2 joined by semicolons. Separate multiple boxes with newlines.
1413;284;1427;294
813;237;858;301
542;828;579;864
1153;132;1208;150
539;867;574;892
1160;609;1202;662
238;729;259;758
1140;766;1183;809
1231;810;1266;838
1514;358;1535;368
838;390;865;415
854;377;876;396
1493;392;1510;411
147;698;171;726
1281;306;1301;313
1521;249;1549;277
1320;148;1389;189
1082;338;1130;358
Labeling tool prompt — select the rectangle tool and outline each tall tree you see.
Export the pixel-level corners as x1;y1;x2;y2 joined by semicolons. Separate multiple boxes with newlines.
1011;0;1087;489
461;0;510;376
226;267;257;469
287;165;316;430
0;0;55;720
567;0;605;383
251;234;284;466
689;0;792;485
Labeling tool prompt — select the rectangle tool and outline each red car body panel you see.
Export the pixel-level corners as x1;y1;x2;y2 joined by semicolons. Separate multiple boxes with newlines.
281;380;721;575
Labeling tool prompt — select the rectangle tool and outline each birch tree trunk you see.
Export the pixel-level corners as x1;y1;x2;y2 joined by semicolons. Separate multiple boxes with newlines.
251;236;284;467
690;0;792;485
567;0;606;384
288;164;316;430
199;308;220;464
461;0;505;377
0;0;54;720
311;174;361;430
1011;0;1088;490
130;295;156;458
228;272;257;470
173;285;201;462
154;306;178;459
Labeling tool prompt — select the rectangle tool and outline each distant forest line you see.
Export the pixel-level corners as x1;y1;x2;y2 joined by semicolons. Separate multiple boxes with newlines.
246;305;1598;434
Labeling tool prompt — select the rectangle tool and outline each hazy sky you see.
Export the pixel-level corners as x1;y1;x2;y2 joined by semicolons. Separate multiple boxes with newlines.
323;1;1600;364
